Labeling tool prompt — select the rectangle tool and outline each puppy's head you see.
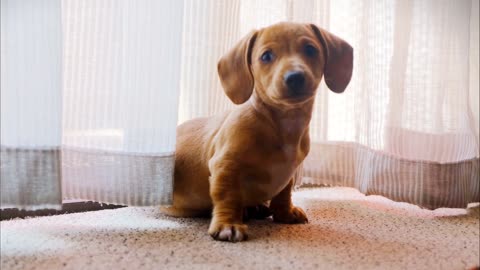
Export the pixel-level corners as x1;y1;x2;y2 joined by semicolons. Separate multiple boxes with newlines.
218;22;353;107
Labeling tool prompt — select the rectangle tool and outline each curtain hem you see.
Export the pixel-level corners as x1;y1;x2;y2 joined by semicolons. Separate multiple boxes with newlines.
62;148;174;206
0;204;63;211
302;142;480;209
1;147;63;210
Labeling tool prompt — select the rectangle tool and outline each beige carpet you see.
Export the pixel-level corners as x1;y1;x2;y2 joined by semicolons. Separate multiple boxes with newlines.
1;187;479;270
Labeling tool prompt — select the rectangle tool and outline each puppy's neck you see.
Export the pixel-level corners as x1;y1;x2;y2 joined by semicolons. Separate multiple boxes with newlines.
249;91;313;143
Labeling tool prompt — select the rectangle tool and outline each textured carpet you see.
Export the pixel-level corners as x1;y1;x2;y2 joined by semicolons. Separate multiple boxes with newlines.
1;187;479;270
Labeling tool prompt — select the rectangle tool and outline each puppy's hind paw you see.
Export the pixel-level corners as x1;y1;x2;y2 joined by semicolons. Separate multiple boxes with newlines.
273;206;308;224
208;223;248;242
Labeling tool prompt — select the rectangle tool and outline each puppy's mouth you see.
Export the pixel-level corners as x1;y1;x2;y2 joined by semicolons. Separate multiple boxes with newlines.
286;91;314;104
287;87;313;98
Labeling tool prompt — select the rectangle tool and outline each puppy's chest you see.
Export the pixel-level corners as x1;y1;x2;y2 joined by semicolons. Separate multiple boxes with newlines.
243;141;306;202
268;143;305;181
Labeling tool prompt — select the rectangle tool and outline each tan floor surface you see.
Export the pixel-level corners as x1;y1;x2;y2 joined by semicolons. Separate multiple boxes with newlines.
1;187;479;270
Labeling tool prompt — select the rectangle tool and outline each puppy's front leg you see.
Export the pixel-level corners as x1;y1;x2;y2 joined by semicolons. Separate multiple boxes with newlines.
270;179;308;224
208;170;247;242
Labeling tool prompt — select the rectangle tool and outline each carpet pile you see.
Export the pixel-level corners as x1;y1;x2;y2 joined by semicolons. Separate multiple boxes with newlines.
1;187;479;270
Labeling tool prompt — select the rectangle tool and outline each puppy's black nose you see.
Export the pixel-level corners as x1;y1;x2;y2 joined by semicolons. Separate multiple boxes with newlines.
284;71;305;90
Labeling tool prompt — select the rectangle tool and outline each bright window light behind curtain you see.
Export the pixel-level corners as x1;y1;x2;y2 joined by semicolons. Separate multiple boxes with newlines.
1;0;183;209
178;0;479;209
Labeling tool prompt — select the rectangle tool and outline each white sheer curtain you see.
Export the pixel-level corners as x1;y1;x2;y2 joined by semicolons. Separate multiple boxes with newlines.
1;0;478;210
1;0;63;209
1;0;183;209
178;0;479;209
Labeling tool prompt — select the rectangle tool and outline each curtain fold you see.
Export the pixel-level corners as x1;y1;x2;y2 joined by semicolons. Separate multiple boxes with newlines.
60;0;183;206
178;0;480;209
1;0;184;209
302;0;480;209
1;0;63;210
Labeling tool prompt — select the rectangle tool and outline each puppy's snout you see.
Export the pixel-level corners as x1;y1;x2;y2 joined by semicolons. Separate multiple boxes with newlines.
284;71;305;91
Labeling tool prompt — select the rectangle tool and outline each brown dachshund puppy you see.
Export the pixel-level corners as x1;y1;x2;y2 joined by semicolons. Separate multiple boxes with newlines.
164;22;353;242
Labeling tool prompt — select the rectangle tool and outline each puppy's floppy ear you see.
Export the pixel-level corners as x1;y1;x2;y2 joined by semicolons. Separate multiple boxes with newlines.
218;30;258;104
310;24;353;93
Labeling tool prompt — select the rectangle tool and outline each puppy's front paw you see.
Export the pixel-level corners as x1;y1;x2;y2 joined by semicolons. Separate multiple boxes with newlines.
208;222;248;242
273;206;308;224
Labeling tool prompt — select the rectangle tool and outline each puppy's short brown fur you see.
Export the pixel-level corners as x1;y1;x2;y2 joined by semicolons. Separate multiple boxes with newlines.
164;22;353;242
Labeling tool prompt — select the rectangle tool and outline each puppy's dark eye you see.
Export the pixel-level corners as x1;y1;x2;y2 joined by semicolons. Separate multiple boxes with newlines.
304;44;318;57
261;50;274;63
